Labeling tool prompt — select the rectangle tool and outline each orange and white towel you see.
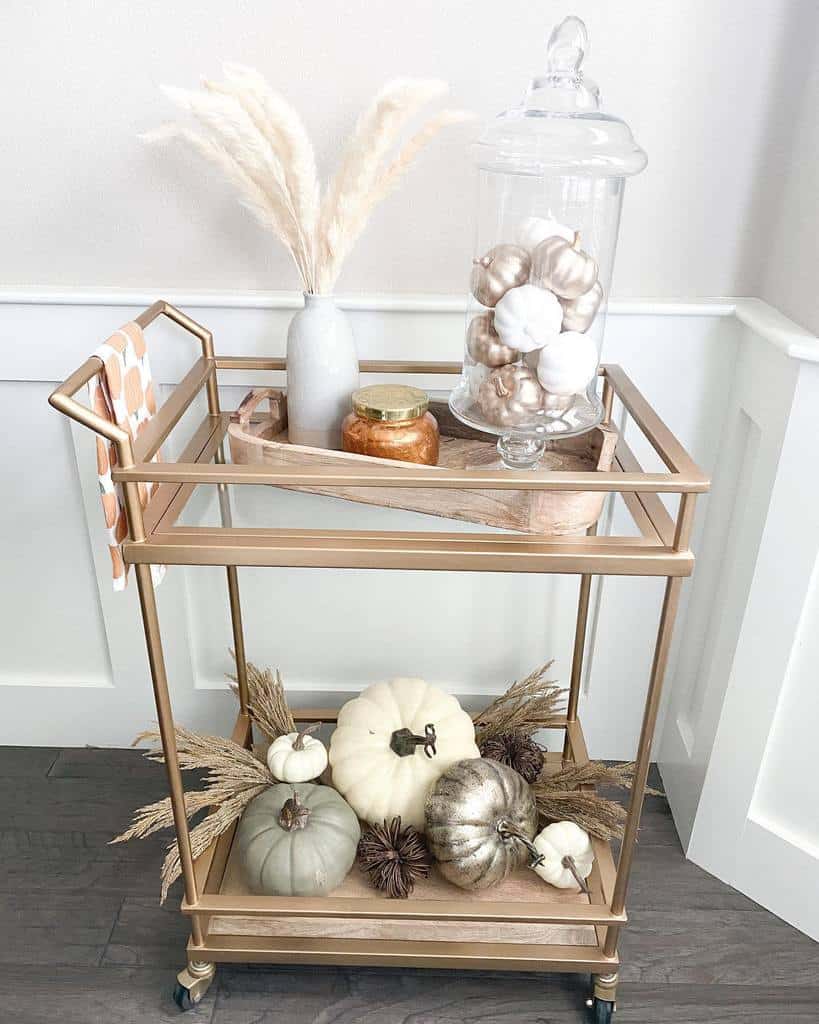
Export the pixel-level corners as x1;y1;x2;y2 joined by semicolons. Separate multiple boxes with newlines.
88;322;165;591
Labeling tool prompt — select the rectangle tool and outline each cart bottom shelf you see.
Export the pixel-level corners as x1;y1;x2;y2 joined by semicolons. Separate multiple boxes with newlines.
187;715;621;973
211;857;598;948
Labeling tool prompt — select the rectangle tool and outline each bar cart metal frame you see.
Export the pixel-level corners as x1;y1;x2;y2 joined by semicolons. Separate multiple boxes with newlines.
50;301;709;1021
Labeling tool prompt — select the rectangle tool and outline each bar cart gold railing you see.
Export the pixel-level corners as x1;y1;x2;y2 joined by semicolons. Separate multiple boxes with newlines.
50;300;708;1018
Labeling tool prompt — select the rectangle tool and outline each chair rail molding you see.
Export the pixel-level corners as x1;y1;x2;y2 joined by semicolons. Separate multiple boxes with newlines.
1;288;817;937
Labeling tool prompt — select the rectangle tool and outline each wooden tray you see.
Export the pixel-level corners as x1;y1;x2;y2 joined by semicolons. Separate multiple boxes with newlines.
228;389;618;536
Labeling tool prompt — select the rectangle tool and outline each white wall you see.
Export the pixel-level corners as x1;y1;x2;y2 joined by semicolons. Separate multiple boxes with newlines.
2;0;810;299
754;3;819;334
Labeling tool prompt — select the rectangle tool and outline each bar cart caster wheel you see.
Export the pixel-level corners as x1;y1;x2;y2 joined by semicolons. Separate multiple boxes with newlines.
173;962;215;1011
587;997;615;1023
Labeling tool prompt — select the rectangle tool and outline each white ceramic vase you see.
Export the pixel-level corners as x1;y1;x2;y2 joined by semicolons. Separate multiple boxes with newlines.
286;294;359;450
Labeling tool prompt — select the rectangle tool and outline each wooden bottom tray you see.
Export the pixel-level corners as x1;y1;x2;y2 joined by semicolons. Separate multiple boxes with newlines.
228;389;618;536
210;853;597;948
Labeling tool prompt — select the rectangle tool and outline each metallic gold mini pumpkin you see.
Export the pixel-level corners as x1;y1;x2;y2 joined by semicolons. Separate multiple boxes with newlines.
425;758;538;890
477;364;544;427
470;244;531;307
466;312;520;367
560;280;603;332
531;232;598;299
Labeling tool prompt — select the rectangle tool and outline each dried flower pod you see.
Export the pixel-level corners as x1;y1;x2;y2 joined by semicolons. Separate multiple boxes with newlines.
358;816;433;898
479;730;545;784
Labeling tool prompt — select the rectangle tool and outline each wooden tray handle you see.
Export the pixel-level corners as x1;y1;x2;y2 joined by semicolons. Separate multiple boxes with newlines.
231;388;287;436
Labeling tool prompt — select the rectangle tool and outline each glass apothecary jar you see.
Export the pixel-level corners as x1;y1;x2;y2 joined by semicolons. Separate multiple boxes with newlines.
449;16;646;468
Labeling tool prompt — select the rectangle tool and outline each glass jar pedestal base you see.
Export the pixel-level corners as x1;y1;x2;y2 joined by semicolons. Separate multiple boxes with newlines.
497;435;545;469
449;385;604;470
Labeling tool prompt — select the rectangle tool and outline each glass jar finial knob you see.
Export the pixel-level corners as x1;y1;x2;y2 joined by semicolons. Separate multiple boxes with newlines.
546;15;588;75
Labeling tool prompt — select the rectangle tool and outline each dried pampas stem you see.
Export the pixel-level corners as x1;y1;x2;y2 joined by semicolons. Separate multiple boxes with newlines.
227;654;296;740
533;761;664;841
474;662;566;745
145;69;470;294
111;724;274;902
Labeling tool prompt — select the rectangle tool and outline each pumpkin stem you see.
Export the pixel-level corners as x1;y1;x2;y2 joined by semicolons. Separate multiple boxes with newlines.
473;254;493;268
561;854;590;894
493;377;510;399
389;723;437;759
571;230;581;250
496;820;544;867
292;722;321;752
278;789;311;831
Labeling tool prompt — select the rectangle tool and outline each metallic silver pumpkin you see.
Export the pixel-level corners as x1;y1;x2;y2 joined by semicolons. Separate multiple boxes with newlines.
531;233;598;300
560;280;603;332
470;244;531;307
425;758;538;890
477;363;544;427
467;312;520;367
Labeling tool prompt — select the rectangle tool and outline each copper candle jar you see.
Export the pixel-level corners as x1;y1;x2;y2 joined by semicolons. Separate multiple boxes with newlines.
342;385;439;465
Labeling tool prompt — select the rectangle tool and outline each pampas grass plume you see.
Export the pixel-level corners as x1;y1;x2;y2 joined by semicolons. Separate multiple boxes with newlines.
144;70;470;293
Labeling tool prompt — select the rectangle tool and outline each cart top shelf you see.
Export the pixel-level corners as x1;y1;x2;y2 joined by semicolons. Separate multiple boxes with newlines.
49;299;709;578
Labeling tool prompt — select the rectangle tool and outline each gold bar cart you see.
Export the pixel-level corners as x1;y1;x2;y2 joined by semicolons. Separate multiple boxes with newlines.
50;301;708;1022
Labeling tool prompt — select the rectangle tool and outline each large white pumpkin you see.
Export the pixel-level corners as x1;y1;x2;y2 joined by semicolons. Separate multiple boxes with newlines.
329;678;480;830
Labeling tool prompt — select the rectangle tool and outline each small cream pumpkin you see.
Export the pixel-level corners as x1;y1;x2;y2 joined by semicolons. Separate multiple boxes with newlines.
267;724;328;783
466;358;491;400
493;284;563;353
531;821;594;889
516;215;575;253
536;332;598;396
329;678;480;830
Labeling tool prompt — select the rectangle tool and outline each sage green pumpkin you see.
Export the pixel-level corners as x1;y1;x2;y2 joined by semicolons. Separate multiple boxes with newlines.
236;782;360;897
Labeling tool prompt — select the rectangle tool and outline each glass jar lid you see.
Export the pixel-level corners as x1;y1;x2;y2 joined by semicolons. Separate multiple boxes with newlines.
352;385;429;422
475;16;647;177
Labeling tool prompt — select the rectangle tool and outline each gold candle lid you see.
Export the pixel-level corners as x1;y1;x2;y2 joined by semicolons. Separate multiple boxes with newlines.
352;384;429;422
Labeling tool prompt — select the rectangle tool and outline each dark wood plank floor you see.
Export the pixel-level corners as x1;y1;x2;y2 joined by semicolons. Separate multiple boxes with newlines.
1;746;817;1023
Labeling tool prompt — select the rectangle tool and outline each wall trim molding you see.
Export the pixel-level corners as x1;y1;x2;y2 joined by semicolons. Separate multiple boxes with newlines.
0;287;738;317
4;290;817;364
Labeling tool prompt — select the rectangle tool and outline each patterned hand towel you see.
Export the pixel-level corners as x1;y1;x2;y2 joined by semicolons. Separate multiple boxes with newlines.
88;322;165;590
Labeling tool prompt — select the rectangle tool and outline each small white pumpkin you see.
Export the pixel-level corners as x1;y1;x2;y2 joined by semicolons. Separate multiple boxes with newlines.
516;215;575;254
466;358;491;400
536;332;598;396
329;678;480;831
267;724;328;783
493;284;563;353
531;821;594;889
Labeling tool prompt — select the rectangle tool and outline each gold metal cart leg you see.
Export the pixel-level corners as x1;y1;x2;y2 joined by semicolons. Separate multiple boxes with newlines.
134;563;203;946
563;572;593;760
214;439;250;714
603;575;683;959
563;527;597;761
226;566;249;713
